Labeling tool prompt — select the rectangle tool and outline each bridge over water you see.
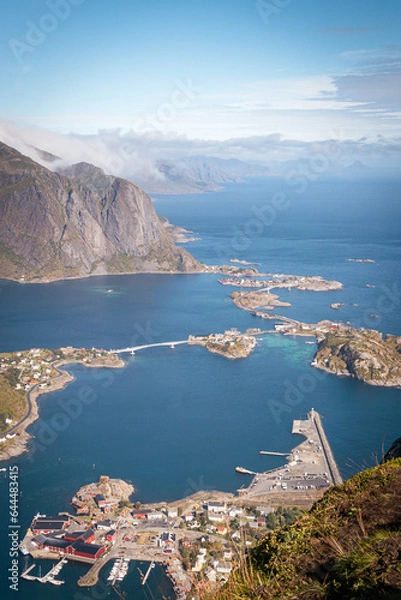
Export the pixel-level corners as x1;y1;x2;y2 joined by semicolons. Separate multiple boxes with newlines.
110;340;189;354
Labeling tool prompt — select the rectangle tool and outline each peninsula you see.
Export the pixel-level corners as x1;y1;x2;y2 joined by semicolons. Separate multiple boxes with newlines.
0;346;124;461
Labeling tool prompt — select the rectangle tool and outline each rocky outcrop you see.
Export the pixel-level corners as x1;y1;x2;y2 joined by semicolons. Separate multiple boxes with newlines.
383;437;401;462
313;328;401;388
0;143;201;282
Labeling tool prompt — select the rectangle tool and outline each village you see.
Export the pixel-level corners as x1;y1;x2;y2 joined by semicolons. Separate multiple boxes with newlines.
0;346;124;456
19;474;300;597
18;408;340;597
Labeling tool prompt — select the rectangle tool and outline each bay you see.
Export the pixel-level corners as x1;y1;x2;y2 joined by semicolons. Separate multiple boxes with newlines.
0;176;400;600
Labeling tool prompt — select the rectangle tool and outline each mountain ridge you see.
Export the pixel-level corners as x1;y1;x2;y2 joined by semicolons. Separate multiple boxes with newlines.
0;142;201;282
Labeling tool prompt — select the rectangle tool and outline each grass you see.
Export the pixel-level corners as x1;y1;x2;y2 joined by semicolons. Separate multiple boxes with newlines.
199;458;401;600
0;373;26;433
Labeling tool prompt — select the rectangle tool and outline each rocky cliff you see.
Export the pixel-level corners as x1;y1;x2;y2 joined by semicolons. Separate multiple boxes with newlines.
313;327;401;388
0;143;200;282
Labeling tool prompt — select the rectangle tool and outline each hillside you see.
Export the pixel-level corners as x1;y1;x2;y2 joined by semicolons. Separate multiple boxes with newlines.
0;372;26;434
204;457;401;599
314;328;401;388
0;143;200;282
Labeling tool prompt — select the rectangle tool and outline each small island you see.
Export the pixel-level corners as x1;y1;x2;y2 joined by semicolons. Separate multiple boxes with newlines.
312;327;401;388
231;290;291;311
188;329;258;359
219;273;343;292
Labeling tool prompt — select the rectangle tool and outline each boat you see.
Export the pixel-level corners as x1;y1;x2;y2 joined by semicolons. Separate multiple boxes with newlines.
19;542;30;556
235;466;255;475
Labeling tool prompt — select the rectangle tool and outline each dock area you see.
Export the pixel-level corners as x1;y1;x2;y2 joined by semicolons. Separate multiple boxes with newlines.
240;409;341;506
21;558;67;585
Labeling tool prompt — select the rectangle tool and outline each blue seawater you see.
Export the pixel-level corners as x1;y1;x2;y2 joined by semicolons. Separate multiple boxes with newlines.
0;177;400;599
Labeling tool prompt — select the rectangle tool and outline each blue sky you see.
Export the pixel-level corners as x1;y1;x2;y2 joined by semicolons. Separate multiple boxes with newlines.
0;0;400;170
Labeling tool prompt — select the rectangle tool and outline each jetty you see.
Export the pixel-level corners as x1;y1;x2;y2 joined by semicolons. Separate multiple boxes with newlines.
142;561;155;585
311;409;343;485
259;451;288;457
242;409;342;506
21;559;66;585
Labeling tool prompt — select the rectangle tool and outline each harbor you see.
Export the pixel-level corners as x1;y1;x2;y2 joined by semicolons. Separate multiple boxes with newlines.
238;409;343;506
16;409;341;598
21;558;67;585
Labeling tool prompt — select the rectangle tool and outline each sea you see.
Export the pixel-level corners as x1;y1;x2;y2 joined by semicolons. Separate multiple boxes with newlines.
0;176;400;599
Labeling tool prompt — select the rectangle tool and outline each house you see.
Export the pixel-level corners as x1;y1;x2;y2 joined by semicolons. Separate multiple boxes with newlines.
147;511;164;521
216;525;227;536
207;501;227;514
214;561;232;574
184;512;194;523
106;529;117;542
131;509;150;520
94;494;108;509
96;519;114;530
32;534;106;561
208;511;225;523
31;515;70;535
65;528;95;544
161;532;176;544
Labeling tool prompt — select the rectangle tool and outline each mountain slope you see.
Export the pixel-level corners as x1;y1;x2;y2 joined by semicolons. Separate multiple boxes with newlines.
205;457;401;600
133;156;270;194
0;143;200;282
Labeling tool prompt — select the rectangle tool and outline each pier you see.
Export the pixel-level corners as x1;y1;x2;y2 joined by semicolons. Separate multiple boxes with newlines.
21;564;37;581
142;561;155;585
243;409;342;506
21;559;66;585
310;409;343;485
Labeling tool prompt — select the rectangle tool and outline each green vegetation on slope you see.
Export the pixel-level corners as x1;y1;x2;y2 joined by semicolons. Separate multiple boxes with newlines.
203;458;401;600
0;373;26;434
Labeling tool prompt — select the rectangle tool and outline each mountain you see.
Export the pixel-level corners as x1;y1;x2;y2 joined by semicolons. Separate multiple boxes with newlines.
0;142;200;282
133;156;271;194
203;454;401;600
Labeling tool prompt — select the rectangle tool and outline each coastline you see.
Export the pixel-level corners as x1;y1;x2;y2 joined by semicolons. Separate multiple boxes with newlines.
0;353;125;462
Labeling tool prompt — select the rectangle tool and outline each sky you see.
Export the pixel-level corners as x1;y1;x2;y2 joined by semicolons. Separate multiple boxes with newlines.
0;0;401;174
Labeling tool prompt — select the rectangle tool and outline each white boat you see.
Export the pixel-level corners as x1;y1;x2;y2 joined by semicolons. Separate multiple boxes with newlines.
19;542;30;555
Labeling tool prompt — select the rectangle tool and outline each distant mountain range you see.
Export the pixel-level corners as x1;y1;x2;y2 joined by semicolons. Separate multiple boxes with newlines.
134;156;271;194
0;142;200;283
22;143;271;195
